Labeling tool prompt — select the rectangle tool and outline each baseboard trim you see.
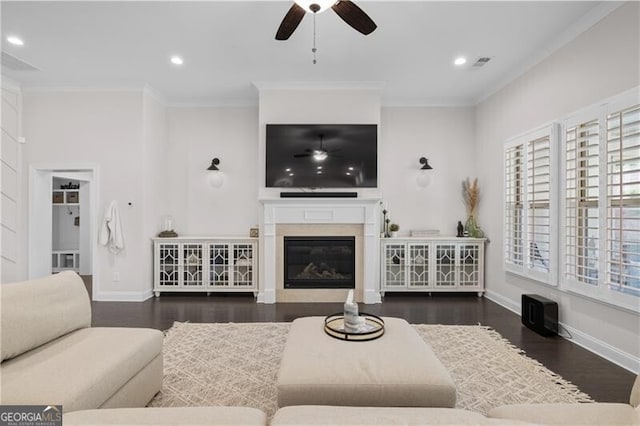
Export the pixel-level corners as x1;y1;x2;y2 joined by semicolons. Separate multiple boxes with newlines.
484;289;520;314
93;289;153;302
559;323;640;374
484;289;639;374
257;289;276;304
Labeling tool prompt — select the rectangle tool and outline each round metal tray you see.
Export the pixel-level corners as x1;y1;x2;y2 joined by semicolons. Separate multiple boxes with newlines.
324;312;385;341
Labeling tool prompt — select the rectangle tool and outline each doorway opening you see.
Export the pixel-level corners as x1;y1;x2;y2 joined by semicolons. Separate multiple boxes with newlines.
29;166;99;299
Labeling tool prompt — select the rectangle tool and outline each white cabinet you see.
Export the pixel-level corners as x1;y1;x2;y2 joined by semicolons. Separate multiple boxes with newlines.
153;238;257;297
381;238;485;296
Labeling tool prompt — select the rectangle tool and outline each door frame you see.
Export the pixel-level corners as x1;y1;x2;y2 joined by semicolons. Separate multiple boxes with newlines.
28;163;99;299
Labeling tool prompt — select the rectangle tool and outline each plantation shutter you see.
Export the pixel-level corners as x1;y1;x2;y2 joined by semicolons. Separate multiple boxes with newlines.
565;118;600;286
527;136;551;273
505;144;524;267
606;103;640;296
504;123;558;284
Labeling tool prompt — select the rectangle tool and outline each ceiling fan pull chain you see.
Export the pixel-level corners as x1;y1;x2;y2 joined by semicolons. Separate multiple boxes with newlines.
312;12;317;64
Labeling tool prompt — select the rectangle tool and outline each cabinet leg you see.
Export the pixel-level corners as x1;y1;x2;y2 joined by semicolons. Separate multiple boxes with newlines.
154;291;160;298
477;292;483;297
207;292;211;296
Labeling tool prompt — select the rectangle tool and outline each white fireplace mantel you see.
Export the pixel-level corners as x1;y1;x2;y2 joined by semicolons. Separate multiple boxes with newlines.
258;197;382;304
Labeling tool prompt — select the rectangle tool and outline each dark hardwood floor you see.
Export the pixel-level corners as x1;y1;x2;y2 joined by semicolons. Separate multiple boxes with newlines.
90;290;636;404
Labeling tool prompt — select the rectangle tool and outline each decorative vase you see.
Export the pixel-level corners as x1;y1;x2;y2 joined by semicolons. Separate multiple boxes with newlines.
465;215;482;238
390;231;398;238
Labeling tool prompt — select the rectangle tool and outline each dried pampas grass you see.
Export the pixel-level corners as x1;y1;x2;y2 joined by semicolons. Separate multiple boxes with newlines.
462;177;480;216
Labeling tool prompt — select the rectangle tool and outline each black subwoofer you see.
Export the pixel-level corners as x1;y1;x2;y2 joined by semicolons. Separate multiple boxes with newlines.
521;294;558;336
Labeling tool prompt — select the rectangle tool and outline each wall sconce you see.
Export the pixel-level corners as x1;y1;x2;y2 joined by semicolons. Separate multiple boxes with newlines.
416;157;433;188
206;158;224;188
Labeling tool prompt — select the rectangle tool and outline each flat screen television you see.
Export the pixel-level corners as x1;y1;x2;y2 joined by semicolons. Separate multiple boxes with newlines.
265;124;377;188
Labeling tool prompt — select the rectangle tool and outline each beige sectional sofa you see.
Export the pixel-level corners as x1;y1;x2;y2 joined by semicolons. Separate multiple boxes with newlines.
0;271;163;412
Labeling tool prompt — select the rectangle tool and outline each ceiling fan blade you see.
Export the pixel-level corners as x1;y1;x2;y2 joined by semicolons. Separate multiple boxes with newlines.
275;3;306;40
331;1;377;36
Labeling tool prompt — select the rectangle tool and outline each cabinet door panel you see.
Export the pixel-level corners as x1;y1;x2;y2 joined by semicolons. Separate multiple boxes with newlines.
182;244;204;287
458;244;480;287
232;243;255;288
158;244;180;287
435;244;456;287
384;244;406;288
408;243;430;288
209;244;230;287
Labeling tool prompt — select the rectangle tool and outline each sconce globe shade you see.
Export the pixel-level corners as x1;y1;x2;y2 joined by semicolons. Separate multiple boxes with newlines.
208;171;224;188
295;0;336;13
416;170;431;188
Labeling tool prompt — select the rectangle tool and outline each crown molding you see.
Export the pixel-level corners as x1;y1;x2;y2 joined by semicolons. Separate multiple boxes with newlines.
252;81;386;92
1;75;22;91
142;84;168;106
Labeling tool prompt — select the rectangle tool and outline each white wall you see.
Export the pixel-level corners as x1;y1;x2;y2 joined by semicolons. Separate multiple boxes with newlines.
166;107;259;236
380;107;476;236
476;2;640;371
1;78;22;283
141;89;168;297
22;90;155;300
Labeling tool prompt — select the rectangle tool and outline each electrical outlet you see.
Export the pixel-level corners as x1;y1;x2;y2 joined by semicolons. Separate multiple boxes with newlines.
112;272;120;282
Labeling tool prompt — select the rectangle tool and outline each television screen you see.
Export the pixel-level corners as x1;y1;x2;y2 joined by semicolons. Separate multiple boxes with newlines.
265;124;377;188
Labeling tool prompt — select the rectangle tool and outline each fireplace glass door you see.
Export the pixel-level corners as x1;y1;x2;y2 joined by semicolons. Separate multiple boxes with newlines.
284;236;355;289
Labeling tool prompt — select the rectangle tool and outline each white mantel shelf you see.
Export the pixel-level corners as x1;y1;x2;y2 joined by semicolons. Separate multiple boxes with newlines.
258;197;382;304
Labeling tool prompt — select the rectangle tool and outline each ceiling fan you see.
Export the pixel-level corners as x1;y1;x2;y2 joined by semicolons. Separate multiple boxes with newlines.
294;134;340;161
276;0;377;41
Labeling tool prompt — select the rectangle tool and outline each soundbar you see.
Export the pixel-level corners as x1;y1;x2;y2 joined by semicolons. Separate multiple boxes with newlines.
280;192;358;198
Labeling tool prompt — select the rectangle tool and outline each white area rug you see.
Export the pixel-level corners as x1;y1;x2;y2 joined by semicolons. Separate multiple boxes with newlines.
149;322;592;417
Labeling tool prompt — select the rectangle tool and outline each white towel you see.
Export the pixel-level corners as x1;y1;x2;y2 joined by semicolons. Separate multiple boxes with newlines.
99;200;125;254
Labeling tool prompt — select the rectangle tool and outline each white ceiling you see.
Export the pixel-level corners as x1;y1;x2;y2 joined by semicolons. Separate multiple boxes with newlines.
1;1;614;106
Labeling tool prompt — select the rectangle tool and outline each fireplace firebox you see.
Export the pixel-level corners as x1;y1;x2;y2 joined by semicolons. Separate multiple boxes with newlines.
284;237;355;289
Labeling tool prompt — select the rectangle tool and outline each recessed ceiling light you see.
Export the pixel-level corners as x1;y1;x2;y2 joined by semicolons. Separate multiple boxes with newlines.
346;172;351;176
348;166;354;171
317;171;323;174
317;166;323;170
454;57;467;66
289;173;294;177
285;168;291;172
170;56;184;65
7;36;24;46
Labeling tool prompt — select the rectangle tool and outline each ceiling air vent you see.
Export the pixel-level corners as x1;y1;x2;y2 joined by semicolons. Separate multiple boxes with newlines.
1;52;39;71
472;57;492;68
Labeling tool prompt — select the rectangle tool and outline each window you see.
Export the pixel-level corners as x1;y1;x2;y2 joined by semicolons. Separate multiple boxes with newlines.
504;144;524;267
565;118;600;287
606;103;640;298
561;88;639;311
504;124;559;285
505;88;639;311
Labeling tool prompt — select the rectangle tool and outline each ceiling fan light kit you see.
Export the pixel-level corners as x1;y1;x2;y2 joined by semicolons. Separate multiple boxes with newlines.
275;0;378;58
294;0;336;14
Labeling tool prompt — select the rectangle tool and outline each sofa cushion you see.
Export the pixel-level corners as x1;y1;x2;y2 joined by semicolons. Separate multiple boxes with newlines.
64;407;267;425
631;375;640;407
271;406;533;425
0;327;162;412
488;402;640;425
1;271;91;362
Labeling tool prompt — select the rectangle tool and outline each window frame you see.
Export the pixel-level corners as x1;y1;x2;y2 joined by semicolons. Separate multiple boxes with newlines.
503;123;560;287
559;89;640;313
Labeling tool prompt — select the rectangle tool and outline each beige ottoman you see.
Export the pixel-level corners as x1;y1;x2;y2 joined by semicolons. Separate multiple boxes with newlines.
276;316;456;408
